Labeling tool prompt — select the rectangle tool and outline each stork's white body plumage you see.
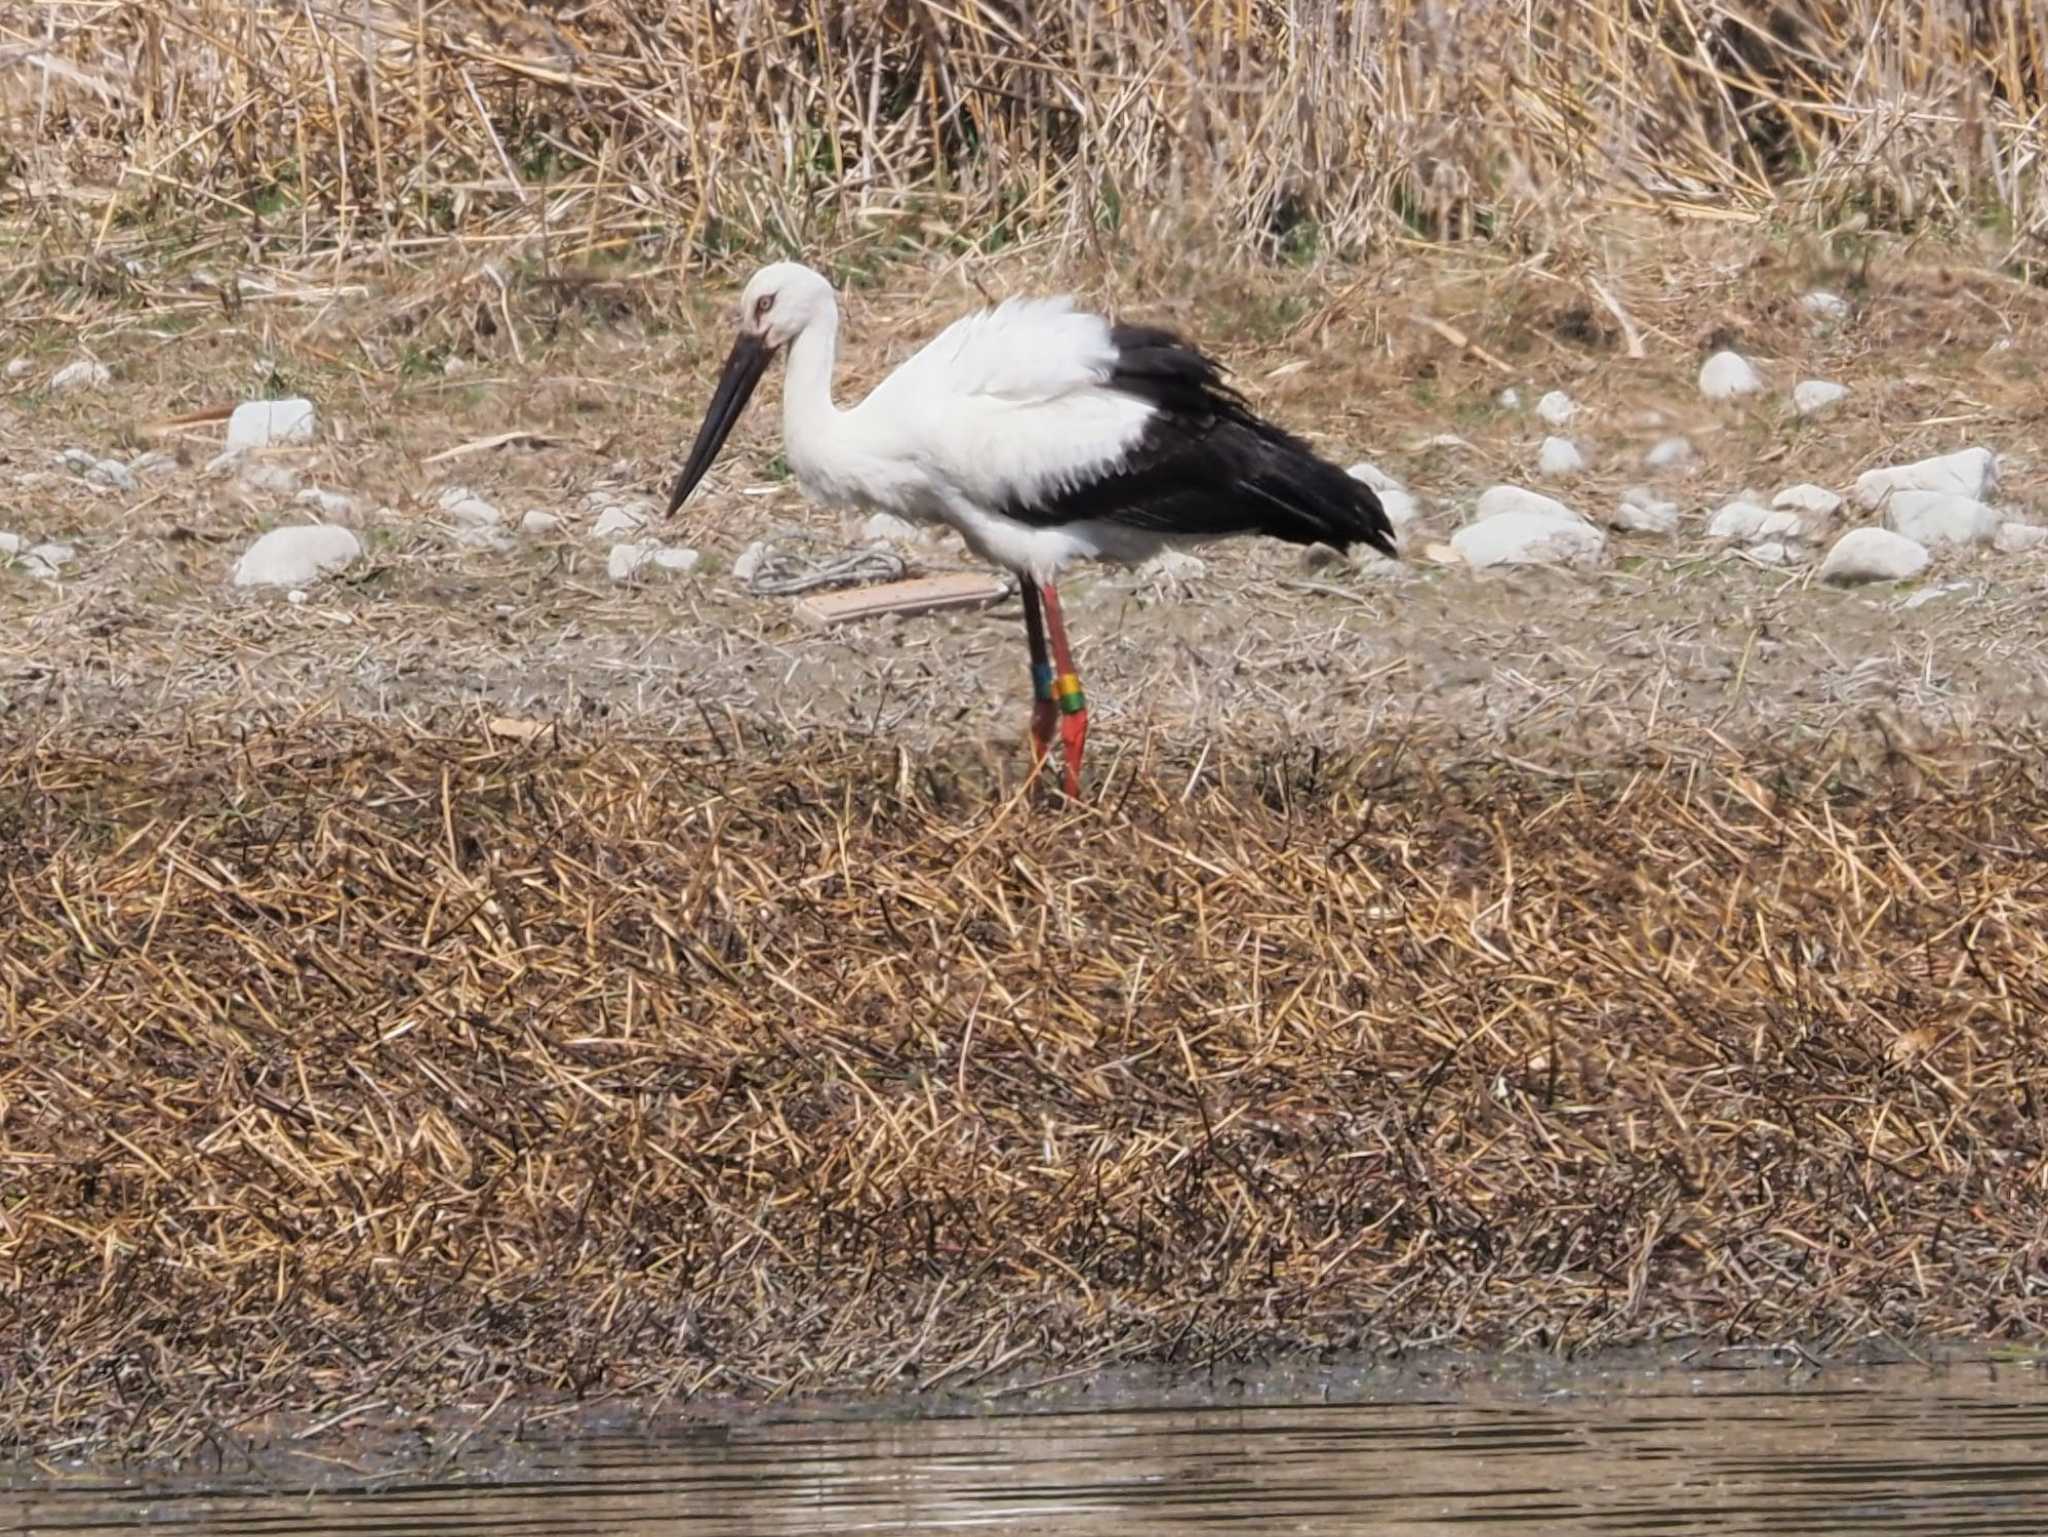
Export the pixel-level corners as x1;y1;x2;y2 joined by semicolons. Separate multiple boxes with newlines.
665;261;1395;798
776;289;1165;580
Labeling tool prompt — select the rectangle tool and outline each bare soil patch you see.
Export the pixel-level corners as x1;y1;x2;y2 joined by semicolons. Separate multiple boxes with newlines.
3;238;2048;763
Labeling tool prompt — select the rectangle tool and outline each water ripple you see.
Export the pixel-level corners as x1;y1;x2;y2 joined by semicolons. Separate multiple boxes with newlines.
8;1364;2047;1535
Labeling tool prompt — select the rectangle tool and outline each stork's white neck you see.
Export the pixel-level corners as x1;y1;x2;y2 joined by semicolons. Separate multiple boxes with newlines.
781;297;842;469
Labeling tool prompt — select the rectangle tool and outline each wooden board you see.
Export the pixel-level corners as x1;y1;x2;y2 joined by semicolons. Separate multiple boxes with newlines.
136;404;238;440
793;572;1010;629
421;429;562;464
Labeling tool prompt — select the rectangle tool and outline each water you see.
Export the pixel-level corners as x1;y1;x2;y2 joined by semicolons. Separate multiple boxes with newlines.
10;1361;2047;1534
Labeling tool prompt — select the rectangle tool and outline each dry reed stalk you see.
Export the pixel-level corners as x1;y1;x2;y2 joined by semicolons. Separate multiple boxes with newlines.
0;2;2042;284
3;721;2046;1464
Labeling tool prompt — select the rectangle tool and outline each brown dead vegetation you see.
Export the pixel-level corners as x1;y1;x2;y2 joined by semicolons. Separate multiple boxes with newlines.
4;720;2047;1462
3;1;2045;281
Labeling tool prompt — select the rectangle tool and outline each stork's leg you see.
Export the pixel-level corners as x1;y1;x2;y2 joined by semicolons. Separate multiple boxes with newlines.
1038;581;1089;799
1020;578;1059;769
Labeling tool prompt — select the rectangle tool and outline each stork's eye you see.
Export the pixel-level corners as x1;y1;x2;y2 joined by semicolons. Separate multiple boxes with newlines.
754;294;775;320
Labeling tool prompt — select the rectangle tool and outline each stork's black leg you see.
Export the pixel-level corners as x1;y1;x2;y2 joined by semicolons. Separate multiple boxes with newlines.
1038;581;1089;799
1020;578;1058;771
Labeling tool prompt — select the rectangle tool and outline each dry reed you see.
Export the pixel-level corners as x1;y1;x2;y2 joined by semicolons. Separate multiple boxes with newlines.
5;720;2047;1463
2;1;2044;282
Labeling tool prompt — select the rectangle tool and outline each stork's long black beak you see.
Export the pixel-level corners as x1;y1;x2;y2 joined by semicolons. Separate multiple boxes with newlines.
665;331;775;518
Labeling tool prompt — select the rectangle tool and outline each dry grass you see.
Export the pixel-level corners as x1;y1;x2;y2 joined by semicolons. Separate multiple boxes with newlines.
2;1;2045;284
5;719;2048;1463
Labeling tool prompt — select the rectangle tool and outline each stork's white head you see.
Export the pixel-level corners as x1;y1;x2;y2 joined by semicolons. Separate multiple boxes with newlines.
666;261;837;519
737;261;835;350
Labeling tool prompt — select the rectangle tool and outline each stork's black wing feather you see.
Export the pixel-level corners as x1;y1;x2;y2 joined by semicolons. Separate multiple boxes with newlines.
998;322;1397;560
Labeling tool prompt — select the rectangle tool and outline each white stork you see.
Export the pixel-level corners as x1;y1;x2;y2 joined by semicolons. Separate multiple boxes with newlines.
665;261;1396;798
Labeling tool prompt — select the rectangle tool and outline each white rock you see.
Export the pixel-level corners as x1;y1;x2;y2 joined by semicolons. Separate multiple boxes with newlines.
1793;380;1848;418
23;541;77;577
1451;511;1606;569
607;540;698;581
1699;351;1763;401
12;538;71;578
1883;490;2000;549
1614;503;1680;535
609;542;655;582
1819;528;1930;585
294;487;358;519
1707;501;1806;543
1994;522;2048;554
1800;290;1852;322
1854;447;1997;509
1747;542;1792;566
732;540;772;585
1474;485;1587;526
3;358;30;380
231;525;361;588
91;458;137;493
861;512;922;545
1535;390;1577;428
58;449;137;494
1498;388;1522;410
583;491;657;539
225;398;317;452
1347;461;1404;493
520;510;563;535
1350;463;1420;530
49;359;111;392
436;486;502;526
286;589;309;606
1412;433;1474;452
1644;436;1695;469
1773;483;1842;517
238;460;302;497
1131;549;1207;590
1613;489;1680;535
1536;436;1585;477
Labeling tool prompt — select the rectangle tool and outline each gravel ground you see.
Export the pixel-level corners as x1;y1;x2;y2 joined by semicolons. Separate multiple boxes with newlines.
3;243;2046;772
